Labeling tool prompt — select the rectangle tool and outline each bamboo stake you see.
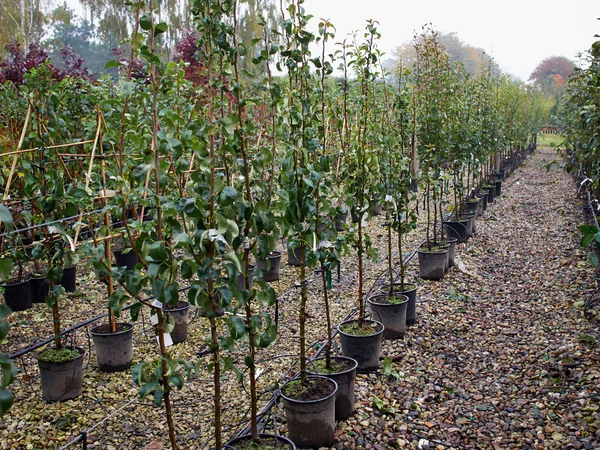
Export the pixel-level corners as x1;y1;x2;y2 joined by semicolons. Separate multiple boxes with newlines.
3;102;33;202
73;111;103;247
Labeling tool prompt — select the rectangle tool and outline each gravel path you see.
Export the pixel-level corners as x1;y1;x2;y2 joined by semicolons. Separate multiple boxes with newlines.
3;148;600;450
331;148;600;449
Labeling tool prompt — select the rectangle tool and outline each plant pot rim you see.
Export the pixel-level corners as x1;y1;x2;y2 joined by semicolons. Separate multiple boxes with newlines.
262;250;282;259
280;375;338;404
2;277;31;287
163;300;190;312
367;293;408;306
90;322;134;337
418;246;448;255
337;318;384;337
223;433;296;449
380;282;417;293
309;356;358;377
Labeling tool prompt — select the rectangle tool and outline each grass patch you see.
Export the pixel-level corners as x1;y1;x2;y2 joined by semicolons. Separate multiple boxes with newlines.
537;132;565;149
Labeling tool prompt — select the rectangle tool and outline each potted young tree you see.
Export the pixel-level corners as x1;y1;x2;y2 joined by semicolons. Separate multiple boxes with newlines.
276;4;338;448
336;21;385;370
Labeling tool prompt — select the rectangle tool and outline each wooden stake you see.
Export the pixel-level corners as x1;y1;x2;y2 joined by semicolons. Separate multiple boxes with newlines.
3;102;32;202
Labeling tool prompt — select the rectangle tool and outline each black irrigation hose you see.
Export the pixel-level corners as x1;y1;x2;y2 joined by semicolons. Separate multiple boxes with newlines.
0;207;107;238
8;285;192;360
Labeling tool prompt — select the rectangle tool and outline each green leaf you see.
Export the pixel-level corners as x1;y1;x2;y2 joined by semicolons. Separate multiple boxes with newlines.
139;14;152;30
104;59;120;69
0;388;14;415
0;205;13;229
139;381;158;399
0;305;12;322
130;303;142;321
244;355;255;369
168;374;184;390
258;324;277;348
223;252;242;273
228;316;246;340
153;389;164;406
154;22;168;36
588;251;599;267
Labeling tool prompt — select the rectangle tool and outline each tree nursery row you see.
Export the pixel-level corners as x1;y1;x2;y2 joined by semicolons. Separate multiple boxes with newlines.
0;0;547;448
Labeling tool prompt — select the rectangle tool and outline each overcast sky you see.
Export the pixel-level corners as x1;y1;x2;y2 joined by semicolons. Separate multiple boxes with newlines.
301;0;599;80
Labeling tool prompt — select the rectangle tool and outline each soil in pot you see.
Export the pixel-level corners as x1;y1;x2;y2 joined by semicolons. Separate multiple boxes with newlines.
91;323;134;372
164;301;191;344
256;251;282;282
417;245;448;281
37;347;84;402
281;376;337;449
309;356;358;420
223;434;296;449
338;319;384;371
367;294;408;339
2;278;32;311
60;266;77;293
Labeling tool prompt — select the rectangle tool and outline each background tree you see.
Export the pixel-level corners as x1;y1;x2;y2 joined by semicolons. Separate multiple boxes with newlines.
0;0;48;51
394;30;501;78
529;55;575;93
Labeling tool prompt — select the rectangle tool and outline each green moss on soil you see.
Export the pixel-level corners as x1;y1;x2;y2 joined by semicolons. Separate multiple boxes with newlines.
38;348;79;363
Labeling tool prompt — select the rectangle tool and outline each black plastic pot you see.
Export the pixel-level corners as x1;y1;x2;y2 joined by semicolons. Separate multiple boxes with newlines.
367;294;409;339
164;301;190;344
417;245;448;281
338;319;384;371
91;323;134;372
309;356;358;420
456;211;475;238
478;190;489;211
223;434;296;449
334;211;348;231
379;283;418;326
30;276;49;304
495;179;502;197
113;248;140;271
444;219;468;243
281;376;338;448
464;199;479;215
443;237;458;268
2;278;32;311
371;195;383;216
60;266;76;293
37;346;84;402
287;246;302;267
236;265;255;291
256;251;282;282
483;184;496;203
